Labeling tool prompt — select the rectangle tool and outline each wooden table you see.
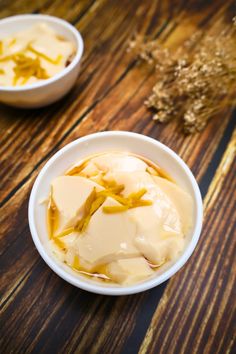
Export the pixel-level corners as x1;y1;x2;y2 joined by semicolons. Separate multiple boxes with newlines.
0;1;235;353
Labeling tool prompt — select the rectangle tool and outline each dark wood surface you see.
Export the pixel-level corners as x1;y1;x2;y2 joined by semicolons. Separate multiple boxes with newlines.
0;1;235;353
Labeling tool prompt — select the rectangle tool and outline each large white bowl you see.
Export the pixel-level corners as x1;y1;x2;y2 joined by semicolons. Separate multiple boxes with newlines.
28;131;203;295
0;14;84;108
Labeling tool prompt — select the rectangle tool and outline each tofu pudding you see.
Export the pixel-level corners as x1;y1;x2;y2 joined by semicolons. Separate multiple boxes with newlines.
47;152;193;285
0;23;76;86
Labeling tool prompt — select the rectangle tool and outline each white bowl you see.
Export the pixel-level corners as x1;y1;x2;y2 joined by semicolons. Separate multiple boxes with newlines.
0;14;84;108
28;131;203;295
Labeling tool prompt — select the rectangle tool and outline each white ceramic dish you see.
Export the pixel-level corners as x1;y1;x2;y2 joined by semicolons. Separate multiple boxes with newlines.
0;14;84;108
28;131;203;295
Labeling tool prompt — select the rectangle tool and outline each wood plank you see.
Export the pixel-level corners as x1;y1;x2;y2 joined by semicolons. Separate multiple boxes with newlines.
0;0;166;202
0;0;95;21
0;1;235;353
139;130;236;354
0;0;228;204
1;125;234;354
0;50;234;307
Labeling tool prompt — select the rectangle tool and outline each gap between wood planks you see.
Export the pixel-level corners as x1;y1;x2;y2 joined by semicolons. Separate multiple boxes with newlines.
135;131;236;354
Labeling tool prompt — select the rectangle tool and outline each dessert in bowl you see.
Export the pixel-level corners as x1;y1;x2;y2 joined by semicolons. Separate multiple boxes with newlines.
0;14;84;108
28;131;203;295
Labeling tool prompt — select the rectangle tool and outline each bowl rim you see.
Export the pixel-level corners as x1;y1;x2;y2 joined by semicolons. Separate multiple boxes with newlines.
0;14;84;91
28;131;203;296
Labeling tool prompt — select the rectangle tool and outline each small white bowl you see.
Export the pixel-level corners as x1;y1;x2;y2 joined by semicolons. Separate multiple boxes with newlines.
0;14;84;108
28;131;203;295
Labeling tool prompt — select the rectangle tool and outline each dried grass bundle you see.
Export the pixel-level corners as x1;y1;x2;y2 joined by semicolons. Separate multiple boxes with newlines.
129;18;236;134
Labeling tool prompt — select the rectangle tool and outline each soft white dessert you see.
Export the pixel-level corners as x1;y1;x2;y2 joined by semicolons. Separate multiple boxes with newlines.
0;23;76;86
47;152;193;285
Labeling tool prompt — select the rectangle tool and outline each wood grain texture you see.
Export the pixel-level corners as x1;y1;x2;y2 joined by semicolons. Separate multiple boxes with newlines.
0;1;235;353
0;0;230;204
139;130;236;354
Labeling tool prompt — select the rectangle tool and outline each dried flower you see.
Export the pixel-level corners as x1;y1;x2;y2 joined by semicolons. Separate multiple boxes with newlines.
129;19;236;134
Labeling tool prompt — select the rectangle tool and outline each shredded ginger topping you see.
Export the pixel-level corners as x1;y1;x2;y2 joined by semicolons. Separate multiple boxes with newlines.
0;23;76;86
